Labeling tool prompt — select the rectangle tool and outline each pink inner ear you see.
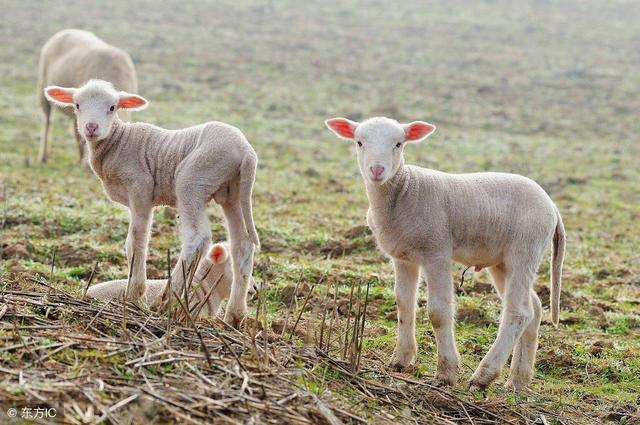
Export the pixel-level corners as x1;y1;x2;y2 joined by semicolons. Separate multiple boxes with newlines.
327;118;355;138
405;122;435;141
47;88;73;103
208;245;226;264
118;96;145;109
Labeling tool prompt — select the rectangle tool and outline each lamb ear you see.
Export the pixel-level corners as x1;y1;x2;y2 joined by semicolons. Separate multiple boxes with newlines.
402;121;436;142
207;243;229;265
44;86;76;107
325;118;359;140
117;92;148;111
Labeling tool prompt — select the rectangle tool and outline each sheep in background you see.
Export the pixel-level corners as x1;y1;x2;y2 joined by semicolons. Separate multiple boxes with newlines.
44;79;259;328
38;29;137;164
325;116;565;391
85;242;257;318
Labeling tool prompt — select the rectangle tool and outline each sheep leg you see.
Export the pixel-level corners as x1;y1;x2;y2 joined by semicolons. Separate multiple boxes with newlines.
124;201;152;302
168;200;211;308
423;258;460;386
506;290;541;390
470;266;535;389
489;263;541;391
38;102;51;164
222;200;254;328
388;259;420;372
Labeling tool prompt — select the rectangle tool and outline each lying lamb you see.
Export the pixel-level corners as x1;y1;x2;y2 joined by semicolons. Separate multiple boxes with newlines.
44;79;260;327
86;242;257;318
325;116;565;391
38;29;138;164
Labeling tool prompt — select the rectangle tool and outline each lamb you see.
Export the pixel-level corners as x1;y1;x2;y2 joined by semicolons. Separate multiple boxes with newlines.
44;79;260;327
37;29;138;164
85;242;257;318
325;116;565;391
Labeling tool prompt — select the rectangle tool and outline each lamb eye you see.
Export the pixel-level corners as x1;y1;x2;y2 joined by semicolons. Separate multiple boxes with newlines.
110;105;115;112
395;142;402;148
76;104;80;110
357;141;363;147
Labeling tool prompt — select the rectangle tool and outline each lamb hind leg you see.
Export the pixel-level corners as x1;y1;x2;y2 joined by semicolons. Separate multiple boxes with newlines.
470;265;536;390
423;258;460;386
388;259;420;372
506;290;542;391
159;196;211;312
222;200;255;328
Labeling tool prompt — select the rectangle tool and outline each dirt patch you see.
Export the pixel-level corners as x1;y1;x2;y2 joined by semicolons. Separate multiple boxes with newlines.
56;243;100;267
587;340;614;357
271;317;314;341
279;282;313;305
302;235;377;257
466;280;494;295
456;306;490;326
535;283;587;312
300;225;376;257
1;241;32;259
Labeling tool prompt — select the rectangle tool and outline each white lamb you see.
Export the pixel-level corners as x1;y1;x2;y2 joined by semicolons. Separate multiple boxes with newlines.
44;79;260;327
85;242;257;317
325;116;565;391
37;29;138;164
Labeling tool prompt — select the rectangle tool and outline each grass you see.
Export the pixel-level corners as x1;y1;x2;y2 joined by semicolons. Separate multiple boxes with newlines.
1;0;639;423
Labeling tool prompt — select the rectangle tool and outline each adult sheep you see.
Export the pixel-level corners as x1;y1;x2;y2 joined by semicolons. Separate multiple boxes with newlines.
325;116;565;391
37;29;137;164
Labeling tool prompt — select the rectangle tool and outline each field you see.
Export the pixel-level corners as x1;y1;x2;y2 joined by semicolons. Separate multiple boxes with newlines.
1;0;639;423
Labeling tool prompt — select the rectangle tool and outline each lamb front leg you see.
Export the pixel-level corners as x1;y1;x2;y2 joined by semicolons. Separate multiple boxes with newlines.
423;258;460;386
124;200;153;302
389;259;420;372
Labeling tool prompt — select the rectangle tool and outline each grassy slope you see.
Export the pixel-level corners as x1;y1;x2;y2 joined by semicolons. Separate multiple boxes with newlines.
1;0;639;422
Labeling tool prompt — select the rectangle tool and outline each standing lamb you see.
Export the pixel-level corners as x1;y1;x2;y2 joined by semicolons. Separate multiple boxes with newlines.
325;117;565;391
44;79;260;327
86;242;258;318
38;29;138;164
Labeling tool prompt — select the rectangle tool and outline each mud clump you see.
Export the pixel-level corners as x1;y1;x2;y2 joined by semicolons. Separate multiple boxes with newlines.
588;340;614;357
1;242;31;259
456;306;489;325
279;282;312;305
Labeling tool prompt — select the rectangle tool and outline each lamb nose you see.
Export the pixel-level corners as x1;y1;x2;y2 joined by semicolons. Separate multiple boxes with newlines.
370;166;385;178
86;123;99;134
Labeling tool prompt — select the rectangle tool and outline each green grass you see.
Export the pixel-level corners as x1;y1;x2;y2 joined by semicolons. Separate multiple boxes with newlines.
1;0;639;423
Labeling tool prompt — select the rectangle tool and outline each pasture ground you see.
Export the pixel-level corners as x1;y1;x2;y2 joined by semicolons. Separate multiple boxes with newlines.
1;1;639;423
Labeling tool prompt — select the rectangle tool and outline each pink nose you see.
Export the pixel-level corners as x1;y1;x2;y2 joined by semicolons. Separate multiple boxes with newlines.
370;166;385;180
85;123;99;135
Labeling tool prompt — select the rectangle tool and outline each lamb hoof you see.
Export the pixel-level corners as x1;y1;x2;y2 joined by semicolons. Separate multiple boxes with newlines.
223;311;245;329
388;362;414;373
387;358;415;373
469;371;498;397
433;373;457;387
505;377;531;392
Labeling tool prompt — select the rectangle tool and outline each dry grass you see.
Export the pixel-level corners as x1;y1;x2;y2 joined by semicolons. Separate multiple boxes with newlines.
1;275;602;424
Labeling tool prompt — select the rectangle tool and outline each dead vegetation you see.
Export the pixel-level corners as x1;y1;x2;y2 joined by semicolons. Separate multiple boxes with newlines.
0;270;607;424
